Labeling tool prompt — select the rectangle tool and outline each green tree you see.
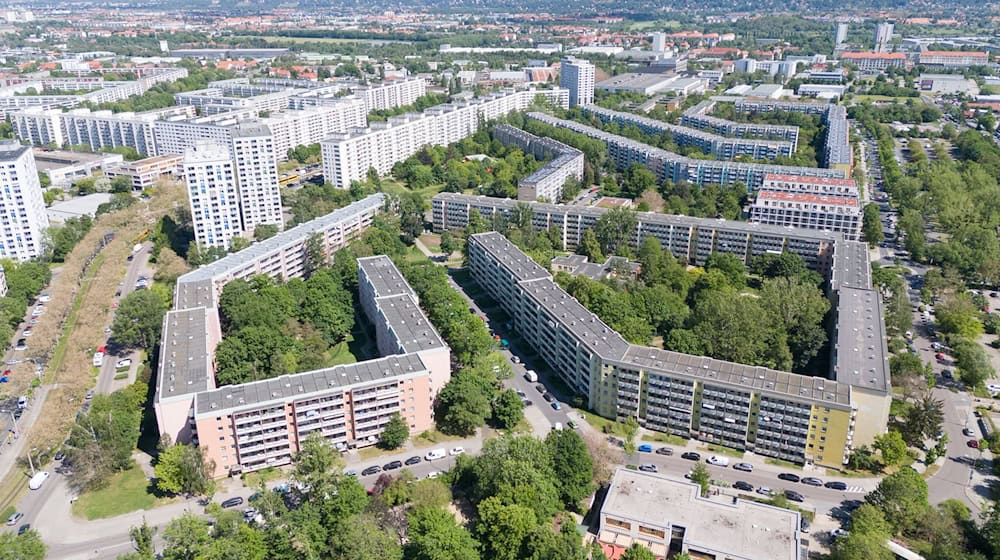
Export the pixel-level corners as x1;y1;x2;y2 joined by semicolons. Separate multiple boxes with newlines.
831;504;894;560
127;519;156;559
546;428;594;509
491;388;524;430
253;224;279;242
704;253;747;289
379;413;409;450
862;203;884;246
621;544;656;560
621;415;639;457
953;338;994;388
111;289;167;349
302;232;326;278
689;463;711;497
161;513;211;560
440;231;457;255
593;207;637;256
0;529;47;560
333;513;402;560
865;467;929;535
476;497;537;560
406;506;481;560
873;430;908;466
578;228;603;262
435;372;492;436
154;443;215;497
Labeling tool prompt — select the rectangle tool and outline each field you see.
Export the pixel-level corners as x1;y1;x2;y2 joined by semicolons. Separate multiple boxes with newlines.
228;35;412;45
627;20;683;31
72;462;173;520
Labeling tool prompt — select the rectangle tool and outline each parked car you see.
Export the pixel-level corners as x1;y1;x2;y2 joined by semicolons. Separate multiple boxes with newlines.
6;512;23;526
28;471;49;490
535;384;546;393
733;462;753;472
968;439;980;449
550;401;561;411
825;481;848;491
637;444;654;453
21;329;31;337
778;473;801;483
449;446;465;456
784;490;805;503
756;487;774;497
800;519;811;533
655;447;673;456
220;497;244;509
566;420;578;430
542;392;554;402
85;390;94;400
383;460;403;471
681;452;701;461
116;359;132;369
361;465;381;476
17;523;30;535
801;477;823;487
707;455;729;467
638;464;658;473
831;528;849;538
14;339;26;351
733;481;754;492
404;456;422;466
54;451;65;461
964;428;976;437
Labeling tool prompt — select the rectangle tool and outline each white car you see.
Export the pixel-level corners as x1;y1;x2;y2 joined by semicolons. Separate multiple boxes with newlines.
28;471;49;490
449;446;465;456
707;455;729;467
116;359;132;369
425;471;440;479
830;528;849;538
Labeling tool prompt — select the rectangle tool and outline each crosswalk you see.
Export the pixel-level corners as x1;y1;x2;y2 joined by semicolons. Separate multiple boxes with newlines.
844;485;867;494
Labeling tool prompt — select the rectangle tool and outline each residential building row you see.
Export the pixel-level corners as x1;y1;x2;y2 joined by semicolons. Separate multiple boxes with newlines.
730;98;852;171
287;77;428;113
320;87;570;189
11;106;197;155
681;100;801;146
155;194;453;477
839;51;907;72
917;50;989;68
525;113;846;191
583;105;796;161
0;142;50;261
467;229;888;469
0;67;189;117
492;124;584;202
748;190;862;240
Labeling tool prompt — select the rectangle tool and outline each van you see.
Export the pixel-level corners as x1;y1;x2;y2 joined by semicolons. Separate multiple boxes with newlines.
424;448;446;461
28;471;49;490
92;352;104;367
524;370;538;383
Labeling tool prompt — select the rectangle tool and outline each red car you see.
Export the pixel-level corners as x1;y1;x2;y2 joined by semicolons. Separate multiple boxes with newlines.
968;439;980;449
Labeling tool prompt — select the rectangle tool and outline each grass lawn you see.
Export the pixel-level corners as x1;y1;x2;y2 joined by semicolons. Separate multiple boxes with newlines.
113;373;128;380
325;340;357;367
0;505;13;523
641;432;689;446
419;233;441;253
700;444;745;458
851;95;921;104
413;429;465;448
72;464;172;520
765;457;805;470
242;466;283;489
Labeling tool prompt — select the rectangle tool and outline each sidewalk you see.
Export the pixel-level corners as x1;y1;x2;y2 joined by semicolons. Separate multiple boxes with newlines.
0;386;50;481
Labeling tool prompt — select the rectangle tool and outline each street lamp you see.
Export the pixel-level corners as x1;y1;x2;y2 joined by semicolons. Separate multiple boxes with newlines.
26;446;37;476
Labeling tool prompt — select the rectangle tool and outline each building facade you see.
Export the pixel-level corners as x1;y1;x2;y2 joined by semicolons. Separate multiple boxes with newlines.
467;231;868;468
230;125;284;236
749;190;862;240
493;124;584;202
682;100;800;146
0;143;49;261
560;57;595;108
918;51;989;68
320;88;569;189
105;154;184;190
840;51;906;71
183;142;242;250
873;22;894;53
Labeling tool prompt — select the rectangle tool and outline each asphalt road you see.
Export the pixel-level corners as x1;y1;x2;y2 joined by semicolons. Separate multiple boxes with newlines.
95;243;152;395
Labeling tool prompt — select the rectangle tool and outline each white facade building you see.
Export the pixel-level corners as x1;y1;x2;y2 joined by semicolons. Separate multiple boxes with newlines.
0;142;50;261
560;57;595;108
183;143;241;250
321;88;569;189
230;125;284;236
873;22;894;53
835;23;849;46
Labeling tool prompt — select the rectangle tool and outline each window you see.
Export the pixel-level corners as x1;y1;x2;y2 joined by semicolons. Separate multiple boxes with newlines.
638;525;665;539
605;517;631;531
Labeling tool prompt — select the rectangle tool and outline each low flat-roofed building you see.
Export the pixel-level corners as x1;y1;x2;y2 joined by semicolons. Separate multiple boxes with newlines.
46;193;112;224
918;74;979;95
918;50;989;68
596;73;681;96
105;154;183;190
32;148;124;187
798;84;848;100
597;468;802;560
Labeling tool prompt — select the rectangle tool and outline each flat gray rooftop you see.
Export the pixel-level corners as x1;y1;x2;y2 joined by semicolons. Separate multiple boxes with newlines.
358;255;417;299
520;277;631;360
622;345;852;407
194;352;427;416
375;293;447;354
833;286;889;393
0;142;29;162
174;277;216;310
179;193;385;285
471;232;550;283
831;240;871;291
158;308;212;400
601;469;800;560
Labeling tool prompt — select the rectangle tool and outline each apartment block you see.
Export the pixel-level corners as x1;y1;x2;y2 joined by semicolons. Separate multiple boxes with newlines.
468;231;869;468
260;101;367;160
289;78;427;113
493;124;584;202
762;173;859;197
0;142;49;261
173;87;294;115
731;99;852;171
840;51;906;71
873;22;894;53
681;100;800;145
9;107;63;146
918;50;989;68
526;113;846;190
183;142;242;250
560;57;595;107
585;106;795;161
105;154;183;190
321;88;569;189
156;194;453;476
230;124;284;236
749;191;862;240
